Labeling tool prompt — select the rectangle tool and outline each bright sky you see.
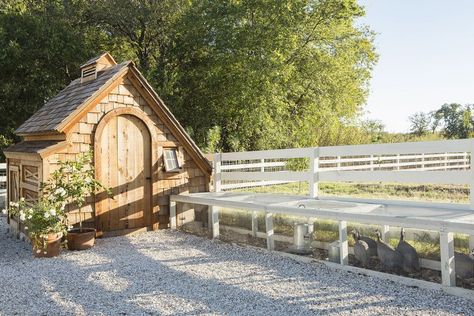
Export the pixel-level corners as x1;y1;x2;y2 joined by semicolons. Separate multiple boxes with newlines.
358;0;474;132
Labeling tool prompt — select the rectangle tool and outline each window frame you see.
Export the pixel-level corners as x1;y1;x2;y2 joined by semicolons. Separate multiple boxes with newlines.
163;147;181;172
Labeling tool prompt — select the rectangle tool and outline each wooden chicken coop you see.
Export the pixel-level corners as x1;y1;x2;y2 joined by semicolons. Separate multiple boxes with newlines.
4;52;211;236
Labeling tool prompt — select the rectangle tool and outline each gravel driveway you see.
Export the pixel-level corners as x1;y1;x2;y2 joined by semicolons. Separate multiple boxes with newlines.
0;217;473;316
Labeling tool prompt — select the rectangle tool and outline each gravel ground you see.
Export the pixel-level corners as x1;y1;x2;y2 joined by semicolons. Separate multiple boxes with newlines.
1;217;473;316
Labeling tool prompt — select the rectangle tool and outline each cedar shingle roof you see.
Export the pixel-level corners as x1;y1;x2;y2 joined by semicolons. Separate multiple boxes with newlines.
11;52;212;174
5;140;63;153
80;52;115;68
15;61;130;135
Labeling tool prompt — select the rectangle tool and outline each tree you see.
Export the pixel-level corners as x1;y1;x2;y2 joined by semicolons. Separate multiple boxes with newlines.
0;1;104;159
433;103;473;139
409;112;432;136
1;0;377;159
83;0;189;79
168;0;377;151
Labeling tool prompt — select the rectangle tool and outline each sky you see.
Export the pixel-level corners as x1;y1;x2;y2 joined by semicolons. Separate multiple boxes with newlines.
357;0;474;132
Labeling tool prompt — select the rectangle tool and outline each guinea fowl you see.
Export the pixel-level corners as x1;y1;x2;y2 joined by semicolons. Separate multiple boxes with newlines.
351;229;378;257
375;230;403;271
454;250;474;281
396;228;421;273
351;231;370;267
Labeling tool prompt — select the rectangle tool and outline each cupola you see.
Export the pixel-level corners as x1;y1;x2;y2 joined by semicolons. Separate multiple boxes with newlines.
80;52;117;83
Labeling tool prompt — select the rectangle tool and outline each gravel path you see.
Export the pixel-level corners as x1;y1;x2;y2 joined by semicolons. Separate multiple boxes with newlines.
0;216;473;316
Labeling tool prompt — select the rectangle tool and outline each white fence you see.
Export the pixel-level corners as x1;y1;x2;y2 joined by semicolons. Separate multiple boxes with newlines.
0;163;6;209
171;139;474;291
214;139;473;205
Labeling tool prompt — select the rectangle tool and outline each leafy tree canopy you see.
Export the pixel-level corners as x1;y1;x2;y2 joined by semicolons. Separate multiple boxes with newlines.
410;103;474;140
1;0;377;160
433;103;474;139
409;112;432;136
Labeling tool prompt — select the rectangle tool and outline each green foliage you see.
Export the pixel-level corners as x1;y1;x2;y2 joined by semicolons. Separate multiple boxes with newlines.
168;0;377;151
3;150;109;251
238;181;469;203
82;0;189;77
407;103;474;140
0;1;104;152
433;103;474;139
409;112;432;136
6;197;67;253
285;158;309;172
0;134;12;161
1;0;378;154
204;126;222;154
41;151;111;230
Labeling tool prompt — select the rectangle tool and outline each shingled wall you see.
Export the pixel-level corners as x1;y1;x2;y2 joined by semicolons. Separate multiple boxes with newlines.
43;76;209;230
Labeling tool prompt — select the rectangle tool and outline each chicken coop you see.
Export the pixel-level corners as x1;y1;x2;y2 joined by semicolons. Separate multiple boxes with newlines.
4;52;211;236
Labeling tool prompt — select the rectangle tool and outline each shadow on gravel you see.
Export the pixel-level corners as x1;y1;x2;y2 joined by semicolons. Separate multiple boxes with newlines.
1;218;473;315
53;236;324;315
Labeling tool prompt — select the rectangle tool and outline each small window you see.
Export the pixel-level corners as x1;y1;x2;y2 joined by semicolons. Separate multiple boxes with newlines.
163;148;181;172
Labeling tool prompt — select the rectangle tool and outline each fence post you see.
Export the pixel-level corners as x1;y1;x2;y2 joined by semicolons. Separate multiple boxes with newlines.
253;157;264;236
381;225;390;243
210;206;219;238
170;199;177;229
339;220;349;265
265;211;274;251
251;211;258;237
210;154;222;237
309;147;319;198
470;142;474;251
214;153;222;193
440;229;455;287
308;148;319;234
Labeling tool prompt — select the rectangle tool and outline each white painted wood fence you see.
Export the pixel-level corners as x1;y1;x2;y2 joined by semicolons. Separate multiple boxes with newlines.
216;139;472;193
210;139;474;288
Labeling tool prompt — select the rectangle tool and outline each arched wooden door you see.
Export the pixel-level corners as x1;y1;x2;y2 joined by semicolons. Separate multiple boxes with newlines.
95;114;152;234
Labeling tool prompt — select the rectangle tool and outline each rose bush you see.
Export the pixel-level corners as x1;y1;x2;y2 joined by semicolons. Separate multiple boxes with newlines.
4;150;110;255
41;150;110;231
6;197;66;254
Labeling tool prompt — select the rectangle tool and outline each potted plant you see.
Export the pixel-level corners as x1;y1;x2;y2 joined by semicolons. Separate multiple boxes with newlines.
42;151;110;250
6;198;66;257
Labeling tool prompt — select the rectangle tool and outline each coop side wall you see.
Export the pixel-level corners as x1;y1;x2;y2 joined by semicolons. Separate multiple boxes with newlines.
43;76;209;230
6;154;43;237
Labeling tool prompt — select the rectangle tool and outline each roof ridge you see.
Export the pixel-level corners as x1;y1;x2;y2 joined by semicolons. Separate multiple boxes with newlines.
80;52;117;68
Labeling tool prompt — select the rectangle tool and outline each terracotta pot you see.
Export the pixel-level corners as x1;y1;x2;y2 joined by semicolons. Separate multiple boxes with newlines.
67;228;96;250
32;233;63;258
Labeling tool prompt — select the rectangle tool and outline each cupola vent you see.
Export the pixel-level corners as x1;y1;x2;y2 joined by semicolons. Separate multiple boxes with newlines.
80;52;117;83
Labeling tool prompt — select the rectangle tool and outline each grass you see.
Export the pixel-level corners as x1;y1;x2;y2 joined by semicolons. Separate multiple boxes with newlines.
238;182;470;203
220;182;472;259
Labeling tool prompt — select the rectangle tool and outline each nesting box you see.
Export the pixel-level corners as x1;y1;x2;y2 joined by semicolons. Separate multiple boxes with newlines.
4;53;212;236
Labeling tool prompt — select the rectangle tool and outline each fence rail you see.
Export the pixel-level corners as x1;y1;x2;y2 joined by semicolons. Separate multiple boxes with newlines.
214;139;474;196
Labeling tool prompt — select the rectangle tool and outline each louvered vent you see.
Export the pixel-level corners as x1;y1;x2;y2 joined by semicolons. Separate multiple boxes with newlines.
81;65;97;83
79;52;117;83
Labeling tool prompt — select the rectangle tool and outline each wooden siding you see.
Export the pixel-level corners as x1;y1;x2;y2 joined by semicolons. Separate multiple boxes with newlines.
43;75;209;231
